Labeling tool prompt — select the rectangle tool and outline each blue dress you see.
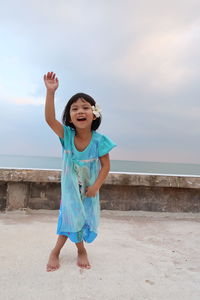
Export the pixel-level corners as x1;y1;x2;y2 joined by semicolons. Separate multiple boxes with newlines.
57;125;117;243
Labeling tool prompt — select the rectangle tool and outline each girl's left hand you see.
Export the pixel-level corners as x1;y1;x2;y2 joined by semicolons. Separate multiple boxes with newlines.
85;185;98;197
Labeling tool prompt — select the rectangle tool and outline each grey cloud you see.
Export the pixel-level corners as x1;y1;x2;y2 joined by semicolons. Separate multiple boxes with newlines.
1;0;200;163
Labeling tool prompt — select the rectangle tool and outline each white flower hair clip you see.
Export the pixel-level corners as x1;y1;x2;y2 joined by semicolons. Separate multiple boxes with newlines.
91;104;102;118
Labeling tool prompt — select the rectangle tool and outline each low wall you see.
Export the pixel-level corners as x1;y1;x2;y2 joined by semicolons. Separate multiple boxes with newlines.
1;168;200;212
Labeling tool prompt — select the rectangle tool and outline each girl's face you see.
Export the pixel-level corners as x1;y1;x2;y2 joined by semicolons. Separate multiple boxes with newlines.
69;98;96;130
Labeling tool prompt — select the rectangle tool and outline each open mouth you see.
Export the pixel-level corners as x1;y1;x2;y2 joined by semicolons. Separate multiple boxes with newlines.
77;117;86;122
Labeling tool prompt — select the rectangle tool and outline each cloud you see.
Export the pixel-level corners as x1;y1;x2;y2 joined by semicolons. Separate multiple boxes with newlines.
0;81;44;105
0;0;200;164
106;21;200;93
8;97;44;105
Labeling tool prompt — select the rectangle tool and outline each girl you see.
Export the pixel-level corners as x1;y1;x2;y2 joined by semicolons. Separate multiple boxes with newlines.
44;72;116;272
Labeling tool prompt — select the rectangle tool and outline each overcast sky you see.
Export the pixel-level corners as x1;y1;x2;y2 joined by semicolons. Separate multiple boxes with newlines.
0;0;200;163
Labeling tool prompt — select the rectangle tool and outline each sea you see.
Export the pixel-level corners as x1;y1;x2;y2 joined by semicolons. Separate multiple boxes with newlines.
0;154;200;177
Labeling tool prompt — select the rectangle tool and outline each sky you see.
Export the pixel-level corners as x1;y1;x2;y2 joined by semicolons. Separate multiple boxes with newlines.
0;0;200;164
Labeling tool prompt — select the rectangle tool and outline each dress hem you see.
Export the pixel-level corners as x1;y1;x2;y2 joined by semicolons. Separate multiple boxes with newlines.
57;230;97;243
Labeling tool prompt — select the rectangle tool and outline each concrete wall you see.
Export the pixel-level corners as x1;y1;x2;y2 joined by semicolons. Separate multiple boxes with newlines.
1;168;200;212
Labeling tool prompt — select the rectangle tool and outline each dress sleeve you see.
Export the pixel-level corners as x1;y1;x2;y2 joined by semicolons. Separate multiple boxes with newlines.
98;135;117;157
59;125;71;149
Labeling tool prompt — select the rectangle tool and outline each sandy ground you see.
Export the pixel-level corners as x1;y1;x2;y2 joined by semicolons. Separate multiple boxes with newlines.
0;209;200;300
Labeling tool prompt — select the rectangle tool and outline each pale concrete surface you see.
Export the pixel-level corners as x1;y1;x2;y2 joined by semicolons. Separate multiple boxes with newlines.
0;209;200;300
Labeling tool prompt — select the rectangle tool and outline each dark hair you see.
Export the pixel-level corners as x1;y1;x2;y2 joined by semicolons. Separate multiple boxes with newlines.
62;93;102;131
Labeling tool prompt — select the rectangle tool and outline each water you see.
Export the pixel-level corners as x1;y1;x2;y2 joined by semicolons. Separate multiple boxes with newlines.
1;154;200;176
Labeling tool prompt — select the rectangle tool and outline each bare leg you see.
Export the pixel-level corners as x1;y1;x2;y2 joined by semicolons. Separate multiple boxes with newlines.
46;235;68;272
75;241;91;269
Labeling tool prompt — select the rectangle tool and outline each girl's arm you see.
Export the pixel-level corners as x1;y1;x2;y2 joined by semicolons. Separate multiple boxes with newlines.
85;153;110;197
44;72;64;139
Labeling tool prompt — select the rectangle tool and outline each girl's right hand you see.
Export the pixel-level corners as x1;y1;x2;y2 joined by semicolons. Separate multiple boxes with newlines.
44;72;59;92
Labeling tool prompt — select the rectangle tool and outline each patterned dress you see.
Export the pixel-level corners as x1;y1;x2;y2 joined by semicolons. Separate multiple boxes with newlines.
57;125;117;243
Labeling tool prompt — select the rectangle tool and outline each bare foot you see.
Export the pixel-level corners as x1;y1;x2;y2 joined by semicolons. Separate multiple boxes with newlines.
77;248;91;269
46;250;60;272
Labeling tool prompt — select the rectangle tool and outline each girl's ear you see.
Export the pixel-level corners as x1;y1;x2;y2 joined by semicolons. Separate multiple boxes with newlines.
93;115;97;120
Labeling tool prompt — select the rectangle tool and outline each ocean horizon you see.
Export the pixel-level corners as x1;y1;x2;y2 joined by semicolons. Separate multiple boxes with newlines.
0;154;200;177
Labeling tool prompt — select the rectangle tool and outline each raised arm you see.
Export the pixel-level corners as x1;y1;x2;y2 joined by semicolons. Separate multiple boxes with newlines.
44;72;64;139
